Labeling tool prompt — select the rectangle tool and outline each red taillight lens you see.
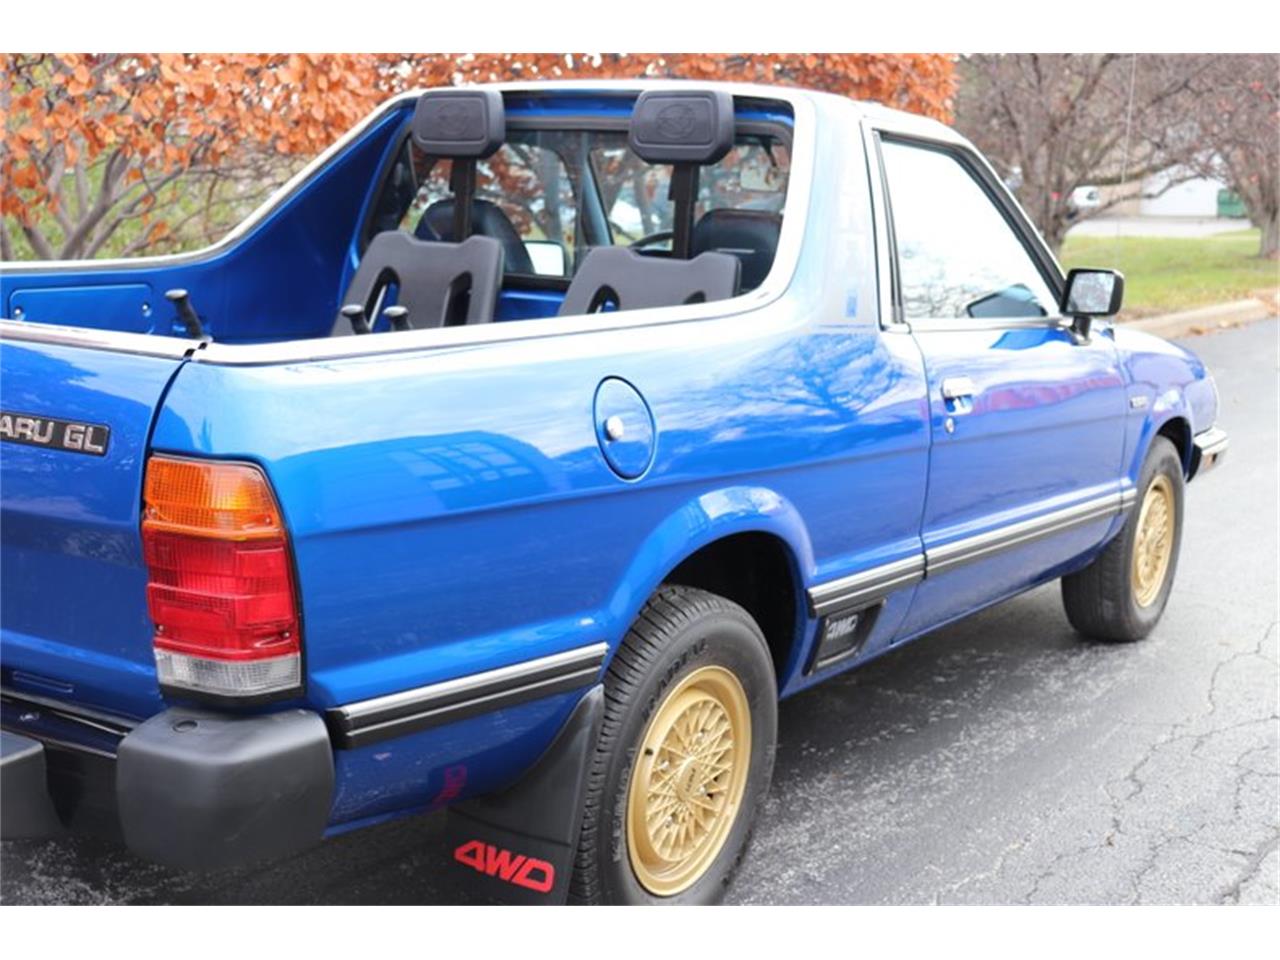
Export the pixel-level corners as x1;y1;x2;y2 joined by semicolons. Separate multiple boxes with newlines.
142;456;301;700
144;532;299;659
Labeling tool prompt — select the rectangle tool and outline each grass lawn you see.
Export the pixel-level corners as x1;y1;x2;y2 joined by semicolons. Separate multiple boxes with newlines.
1060;229;1279;318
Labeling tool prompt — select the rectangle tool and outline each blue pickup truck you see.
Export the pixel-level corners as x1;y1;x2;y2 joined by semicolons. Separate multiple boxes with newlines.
0;81;1227;905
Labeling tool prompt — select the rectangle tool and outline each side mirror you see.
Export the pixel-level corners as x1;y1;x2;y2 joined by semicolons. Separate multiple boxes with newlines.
1061;268;1124;340
522;240;568;277
1062;267;1124;317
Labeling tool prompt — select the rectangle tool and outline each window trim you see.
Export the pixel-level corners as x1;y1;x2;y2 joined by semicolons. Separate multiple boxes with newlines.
864;125;904;331
873;130;1068;333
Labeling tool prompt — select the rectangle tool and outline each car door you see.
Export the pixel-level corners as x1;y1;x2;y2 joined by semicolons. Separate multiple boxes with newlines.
874;134;1129;638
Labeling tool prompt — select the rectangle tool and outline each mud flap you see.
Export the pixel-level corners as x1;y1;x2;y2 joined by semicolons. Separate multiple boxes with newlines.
446;685;603;904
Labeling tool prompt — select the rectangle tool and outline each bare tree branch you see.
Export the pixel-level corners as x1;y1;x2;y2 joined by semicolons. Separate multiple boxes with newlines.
20;221;55;259
954;54;1269;253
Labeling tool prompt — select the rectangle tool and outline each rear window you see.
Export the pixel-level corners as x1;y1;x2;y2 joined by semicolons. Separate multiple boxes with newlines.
365;124;791;284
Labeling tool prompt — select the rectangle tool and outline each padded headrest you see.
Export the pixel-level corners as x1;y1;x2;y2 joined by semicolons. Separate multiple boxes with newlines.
628;90;734;165
692;209;782;291
412;89;505;159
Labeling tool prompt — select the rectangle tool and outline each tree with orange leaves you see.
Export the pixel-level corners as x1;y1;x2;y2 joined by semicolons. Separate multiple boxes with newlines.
1;53;955;260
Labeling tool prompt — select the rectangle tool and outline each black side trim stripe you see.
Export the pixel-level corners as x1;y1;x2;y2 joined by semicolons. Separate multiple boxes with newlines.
925;493;1124;575
807;490;1133;617
326;643;607;749
808;555;925;616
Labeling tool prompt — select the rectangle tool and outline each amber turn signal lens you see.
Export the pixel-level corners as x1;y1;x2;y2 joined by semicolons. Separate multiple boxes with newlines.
143;456;284;541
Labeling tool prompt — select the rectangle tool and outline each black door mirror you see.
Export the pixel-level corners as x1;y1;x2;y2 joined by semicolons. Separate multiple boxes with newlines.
1062;268;1124;318
1061;268;1124;341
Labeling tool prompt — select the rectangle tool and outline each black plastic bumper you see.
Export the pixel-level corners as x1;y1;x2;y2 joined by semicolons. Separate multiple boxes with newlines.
1192;426;1229;478
0;731;64;839
1;697;334;871
117;706;334;870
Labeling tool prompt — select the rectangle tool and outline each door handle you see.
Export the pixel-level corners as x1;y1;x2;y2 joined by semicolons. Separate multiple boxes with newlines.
941;377;976;401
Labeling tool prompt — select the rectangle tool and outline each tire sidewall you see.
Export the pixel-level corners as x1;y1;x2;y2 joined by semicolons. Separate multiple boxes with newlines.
594;606;777;905
1121;437;1185;632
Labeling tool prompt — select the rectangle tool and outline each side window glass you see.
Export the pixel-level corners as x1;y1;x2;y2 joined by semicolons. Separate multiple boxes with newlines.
592;145;670;246
699;140;790;217
591;138;789;248
880;140;1056;321
397;143;578;278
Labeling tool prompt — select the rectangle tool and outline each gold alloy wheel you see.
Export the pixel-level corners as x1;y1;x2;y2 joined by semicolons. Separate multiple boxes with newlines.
625;665;752;896
1132;474;1175;608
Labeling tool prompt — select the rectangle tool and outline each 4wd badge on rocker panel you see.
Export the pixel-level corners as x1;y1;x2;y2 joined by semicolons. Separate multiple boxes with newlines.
0;411;110;456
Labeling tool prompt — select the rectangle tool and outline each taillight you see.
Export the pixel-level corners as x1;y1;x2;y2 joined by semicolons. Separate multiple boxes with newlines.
142;455;302;701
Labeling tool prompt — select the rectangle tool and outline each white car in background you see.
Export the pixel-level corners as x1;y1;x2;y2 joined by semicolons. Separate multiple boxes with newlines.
1070;185;1102;212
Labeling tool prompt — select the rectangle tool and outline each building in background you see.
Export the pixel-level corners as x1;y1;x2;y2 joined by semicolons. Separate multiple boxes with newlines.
1098;164;1237;218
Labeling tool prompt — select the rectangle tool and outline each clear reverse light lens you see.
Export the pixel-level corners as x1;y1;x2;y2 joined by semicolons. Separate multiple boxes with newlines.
155;649;301;698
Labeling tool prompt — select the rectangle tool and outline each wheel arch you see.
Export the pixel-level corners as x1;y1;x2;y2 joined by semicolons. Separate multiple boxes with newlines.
663;531;806;690
1155;415;1193;477
1130;395;1195;483
602;485;815;694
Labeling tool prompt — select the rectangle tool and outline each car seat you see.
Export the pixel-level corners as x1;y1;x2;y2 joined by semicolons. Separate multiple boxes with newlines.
334;89;507;334
559;90;741;317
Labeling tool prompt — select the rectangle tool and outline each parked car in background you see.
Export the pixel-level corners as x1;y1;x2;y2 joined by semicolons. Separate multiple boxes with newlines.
1068;184;1103;218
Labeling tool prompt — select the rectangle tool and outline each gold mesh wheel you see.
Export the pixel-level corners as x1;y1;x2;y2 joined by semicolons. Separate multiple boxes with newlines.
625;665;752;896
1132;474;1175;608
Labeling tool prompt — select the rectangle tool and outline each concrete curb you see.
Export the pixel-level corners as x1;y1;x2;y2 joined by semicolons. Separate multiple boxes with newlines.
1122;298;1276;338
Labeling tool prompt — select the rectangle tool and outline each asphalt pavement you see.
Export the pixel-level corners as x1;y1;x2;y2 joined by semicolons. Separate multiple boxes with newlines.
2;319;1276;905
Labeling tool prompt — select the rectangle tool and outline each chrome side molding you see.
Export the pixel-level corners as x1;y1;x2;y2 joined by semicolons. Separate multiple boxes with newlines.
808;555;925;616
336;490;1136;744
326;643;607;749
925;492;1126;575
807;489;1133;616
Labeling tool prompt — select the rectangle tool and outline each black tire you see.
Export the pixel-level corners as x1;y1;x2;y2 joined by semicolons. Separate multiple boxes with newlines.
569;585;777;905
1062;436;1185;641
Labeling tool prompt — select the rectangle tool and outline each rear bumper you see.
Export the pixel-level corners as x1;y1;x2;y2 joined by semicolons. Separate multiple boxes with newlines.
1192;426;1229;478
1;692;333;870
0;731;65;838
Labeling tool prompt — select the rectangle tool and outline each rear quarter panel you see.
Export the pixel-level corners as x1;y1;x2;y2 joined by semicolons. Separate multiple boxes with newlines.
148;96;930;824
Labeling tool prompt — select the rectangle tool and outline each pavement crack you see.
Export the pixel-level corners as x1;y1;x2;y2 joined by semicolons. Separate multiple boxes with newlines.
1022;617;1279;905
1215;831;1280;905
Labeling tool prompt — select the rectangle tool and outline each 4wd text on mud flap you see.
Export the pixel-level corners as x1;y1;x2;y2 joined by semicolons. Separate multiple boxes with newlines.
453;840;555;893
